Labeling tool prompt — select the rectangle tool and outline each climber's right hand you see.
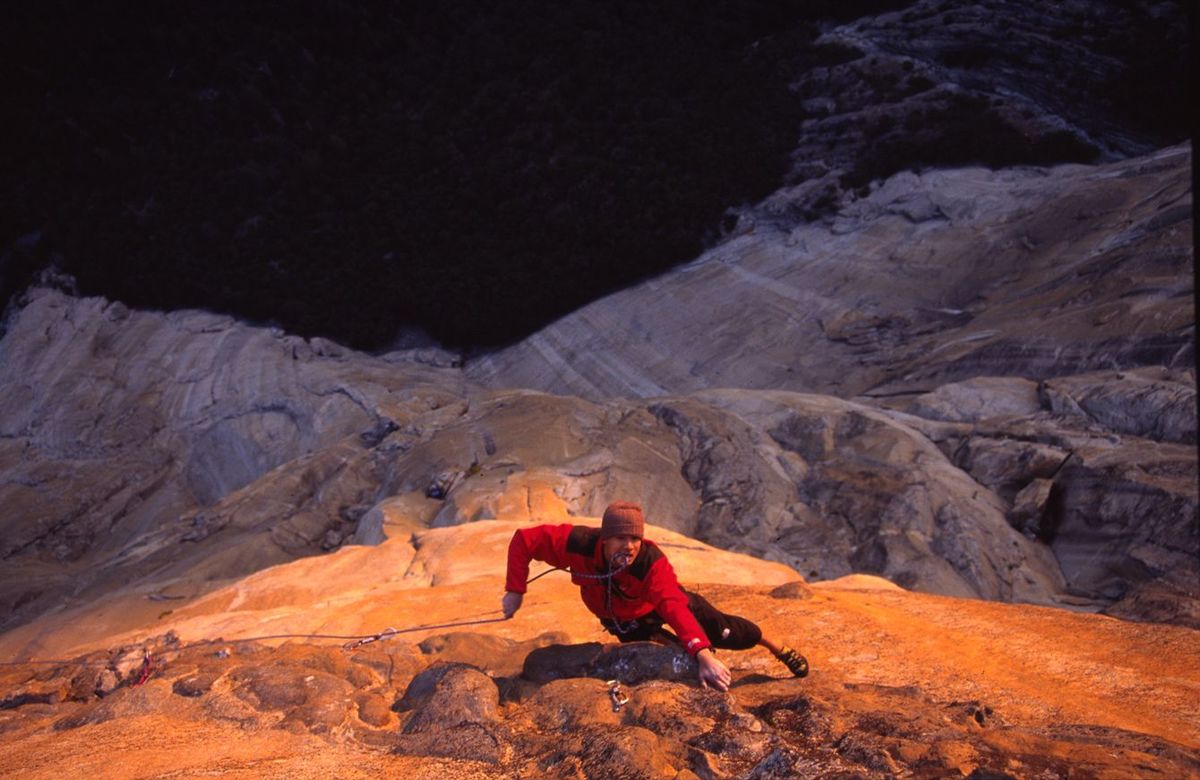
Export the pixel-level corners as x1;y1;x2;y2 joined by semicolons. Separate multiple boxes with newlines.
502;591;524;619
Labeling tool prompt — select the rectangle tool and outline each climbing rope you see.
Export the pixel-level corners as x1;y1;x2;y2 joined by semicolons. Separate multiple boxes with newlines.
526;560;641;635
526;557;629;584
0;613;513;688
2;558;633;682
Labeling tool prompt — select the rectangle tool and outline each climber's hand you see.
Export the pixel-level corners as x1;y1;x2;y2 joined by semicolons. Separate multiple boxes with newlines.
696;648;731;692
502;591;524;619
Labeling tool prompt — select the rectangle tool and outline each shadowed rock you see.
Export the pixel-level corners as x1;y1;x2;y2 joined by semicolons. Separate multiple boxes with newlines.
1042;367;1197;445
418;630;570;678
1103;581;1200;630
523;642;697;686
396;662;500;733
523;642;606;684
591;643;699;686
391;662;506;764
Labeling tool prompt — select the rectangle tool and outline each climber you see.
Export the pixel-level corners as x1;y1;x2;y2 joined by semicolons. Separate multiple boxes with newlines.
501;501;809;692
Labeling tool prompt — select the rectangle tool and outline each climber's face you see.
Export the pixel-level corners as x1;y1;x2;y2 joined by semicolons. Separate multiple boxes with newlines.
603;534;642;568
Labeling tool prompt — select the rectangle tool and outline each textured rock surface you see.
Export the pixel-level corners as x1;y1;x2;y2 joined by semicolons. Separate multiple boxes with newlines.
0;287;466;630
1;5;1192;775
649;390;1065;602
0;524;1196;779
465;145;1192;402
0;324;1067;639
2;256;1195;638
884;401;1198;622
1040;366;1197;444
778;0;1188;200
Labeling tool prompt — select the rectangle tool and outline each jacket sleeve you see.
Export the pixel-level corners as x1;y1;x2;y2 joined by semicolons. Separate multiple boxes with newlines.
644;557;712;656
505;524;573;594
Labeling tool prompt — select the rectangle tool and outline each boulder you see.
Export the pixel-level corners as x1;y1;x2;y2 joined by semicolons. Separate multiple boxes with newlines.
906;377;1043;423
396;663;500;733
523;643;606;684
391;662;506;764
1041;367;1197;444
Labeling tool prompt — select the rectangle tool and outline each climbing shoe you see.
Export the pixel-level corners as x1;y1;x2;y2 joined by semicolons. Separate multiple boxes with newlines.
774;646;809;678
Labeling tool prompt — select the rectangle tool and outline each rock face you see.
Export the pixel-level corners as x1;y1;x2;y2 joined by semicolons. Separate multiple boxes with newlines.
465;144;1193;402
1;231;1196;637
0;5;1191;775
0;295;1068;635
0;288;465;630
0;527;1197;780
0;148;1194;655
461;145;1196;621
893;369;1198;617
779;0;1188;204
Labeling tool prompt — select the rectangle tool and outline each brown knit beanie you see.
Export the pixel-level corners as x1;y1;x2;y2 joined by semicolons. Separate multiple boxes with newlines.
601;501;645;538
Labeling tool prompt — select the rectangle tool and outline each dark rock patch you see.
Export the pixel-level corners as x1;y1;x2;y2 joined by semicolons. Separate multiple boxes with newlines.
397;663;500;734
522;642;606;683
1102;581;1200;630
418;630;569;677
523;641;697;687
590;643;698;686
171;671;219;698
228;663;355;733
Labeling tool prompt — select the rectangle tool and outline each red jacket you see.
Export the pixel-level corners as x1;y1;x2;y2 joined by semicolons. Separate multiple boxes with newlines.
505;523;712;655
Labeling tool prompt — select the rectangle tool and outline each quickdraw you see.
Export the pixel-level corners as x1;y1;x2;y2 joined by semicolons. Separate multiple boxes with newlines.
607;679;630;713
342;627;400;651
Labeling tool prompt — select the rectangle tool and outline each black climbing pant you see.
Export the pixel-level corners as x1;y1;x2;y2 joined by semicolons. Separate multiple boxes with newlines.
601;589;763;650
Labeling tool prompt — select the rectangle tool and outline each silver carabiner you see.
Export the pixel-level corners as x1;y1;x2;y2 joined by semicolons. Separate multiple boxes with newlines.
607;679;630;712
